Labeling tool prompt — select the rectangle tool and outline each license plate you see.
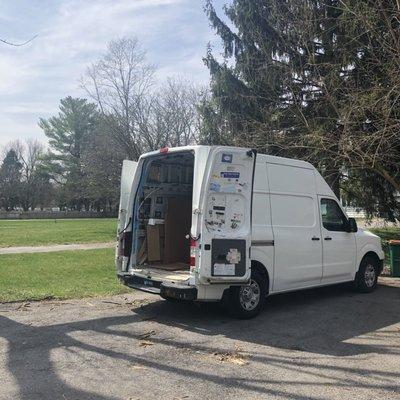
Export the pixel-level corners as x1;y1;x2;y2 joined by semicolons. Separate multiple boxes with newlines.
163;288;180;299
143;279;154;287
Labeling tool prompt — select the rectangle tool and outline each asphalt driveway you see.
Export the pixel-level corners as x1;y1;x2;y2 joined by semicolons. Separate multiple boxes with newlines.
1;278;399;400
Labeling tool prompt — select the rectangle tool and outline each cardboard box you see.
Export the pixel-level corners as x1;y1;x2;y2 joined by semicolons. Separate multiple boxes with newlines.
147;224;164;262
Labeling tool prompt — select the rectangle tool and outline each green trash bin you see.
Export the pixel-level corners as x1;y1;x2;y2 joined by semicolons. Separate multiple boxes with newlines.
389;240;400;277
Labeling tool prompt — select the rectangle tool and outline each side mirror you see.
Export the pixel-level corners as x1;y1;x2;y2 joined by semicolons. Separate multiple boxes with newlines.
347;217;358;233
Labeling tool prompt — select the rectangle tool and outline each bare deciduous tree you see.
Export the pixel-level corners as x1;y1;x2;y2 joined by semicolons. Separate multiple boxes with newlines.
82;38;207;160
1;139;52;211
82;37;156;159
144;77;208;148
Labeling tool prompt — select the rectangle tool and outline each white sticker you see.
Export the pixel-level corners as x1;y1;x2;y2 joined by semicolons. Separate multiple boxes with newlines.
213;263;235;276
226;248;241;264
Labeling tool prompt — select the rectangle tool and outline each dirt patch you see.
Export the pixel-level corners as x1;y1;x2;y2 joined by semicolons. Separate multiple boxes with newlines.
211;344;249;365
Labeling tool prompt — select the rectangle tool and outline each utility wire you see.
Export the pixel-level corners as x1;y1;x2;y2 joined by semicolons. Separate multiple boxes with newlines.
0;35;38;47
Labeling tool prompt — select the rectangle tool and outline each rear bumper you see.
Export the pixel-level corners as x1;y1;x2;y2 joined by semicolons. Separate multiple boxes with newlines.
119;274;197;301
120;274;162;294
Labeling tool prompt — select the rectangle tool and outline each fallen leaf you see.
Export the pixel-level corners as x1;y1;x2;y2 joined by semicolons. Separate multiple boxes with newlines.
17;302;30;310
129;364;147;370
138;330;156;339
139;340;154;347
211;349;249;366
227;355;248;366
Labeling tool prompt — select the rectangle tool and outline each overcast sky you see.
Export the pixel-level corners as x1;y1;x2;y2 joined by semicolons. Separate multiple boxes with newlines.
0;0;226;147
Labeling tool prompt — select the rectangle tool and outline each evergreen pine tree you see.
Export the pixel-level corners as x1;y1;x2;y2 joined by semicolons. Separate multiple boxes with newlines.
203;0;399;218
0;149;22;210
39;96;99;210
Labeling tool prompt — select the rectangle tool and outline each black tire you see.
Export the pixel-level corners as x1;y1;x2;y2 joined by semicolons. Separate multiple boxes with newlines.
163;297;179;302
354;256;379;293
225;268;267;319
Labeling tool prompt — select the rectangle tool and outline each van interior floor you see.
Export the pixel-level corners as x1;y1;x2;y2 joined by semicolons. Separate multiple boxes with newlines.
133;263;190;282
146;262;188;271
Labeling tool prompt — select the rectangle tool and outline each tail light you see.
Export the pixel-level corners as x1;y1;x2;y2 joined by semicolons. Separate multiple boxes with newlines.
189;238;197;273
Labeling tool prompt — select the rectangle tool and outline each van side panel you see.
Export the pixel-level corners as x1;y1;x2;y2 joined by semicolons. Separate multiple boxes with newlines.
268;163;323;291
251;161;274;290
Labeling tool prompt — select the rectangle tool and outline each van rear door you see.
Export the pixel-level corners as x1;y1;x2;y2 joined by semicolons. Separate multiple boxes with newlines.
116;159;138;274
198;147;256;284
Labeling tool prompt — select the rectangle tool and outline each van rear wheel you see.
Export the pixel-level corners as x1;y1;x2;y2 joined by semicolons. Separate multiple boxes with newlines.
226;269;267;318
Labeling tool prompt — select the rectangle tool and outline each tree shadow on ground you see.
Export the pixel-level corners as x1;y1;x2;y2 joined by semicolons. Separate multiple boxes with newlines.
134;282;400;357
0;283;399;399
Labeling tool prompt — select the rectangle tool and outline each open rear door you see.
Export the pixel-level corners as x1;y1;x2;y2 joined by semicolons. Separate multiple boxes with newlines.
115;160;138;274
198;147;256;284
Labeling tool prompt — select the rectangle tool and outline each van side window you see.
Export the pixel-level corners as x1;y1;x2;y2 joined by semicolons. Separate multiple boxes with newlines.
320;199;348;232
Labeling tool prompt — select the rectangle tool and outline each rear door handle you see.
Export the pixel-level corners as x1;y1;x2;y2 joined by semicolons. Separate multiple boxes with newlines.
324;237;332;241
311;236;320;241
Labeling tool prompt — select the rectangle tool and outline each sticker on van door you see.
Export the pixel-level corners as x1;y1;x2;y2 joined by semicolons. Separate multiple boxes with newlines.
220;171;240;179
213;263;235;275
221;153;233;163
226;248;241;264
209;182;221;192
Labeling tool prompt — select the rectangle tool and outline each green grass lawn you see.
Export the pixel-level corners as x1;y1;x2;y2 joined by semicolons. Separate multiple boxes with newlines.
0;222;397;304
0;218;116;248
0;248;129;302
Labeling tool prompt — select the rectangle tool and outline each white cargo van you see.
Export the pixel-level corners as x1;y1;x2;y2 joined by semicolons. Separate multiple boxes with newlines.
116;146;384;318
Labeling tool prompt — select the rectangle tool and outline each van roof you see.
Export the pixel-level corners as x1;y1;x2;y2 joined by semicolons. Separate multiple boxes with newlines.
257;153;313;170
141;145;313;168
139;145;205;159
139;145;335;198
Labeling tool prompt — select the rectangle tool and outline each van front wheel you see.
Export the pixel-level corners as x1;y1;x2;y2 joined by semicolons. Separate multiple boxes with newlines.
226;269;267;318
355;256;379;293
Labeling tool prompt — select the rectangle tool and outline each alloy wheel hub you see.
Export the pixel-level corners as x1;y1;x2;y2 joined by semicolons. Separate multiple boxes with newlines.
365;264;376;287
239;279;261;311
